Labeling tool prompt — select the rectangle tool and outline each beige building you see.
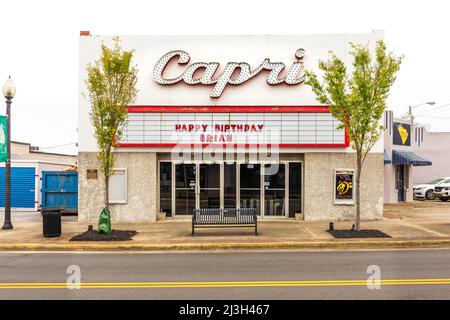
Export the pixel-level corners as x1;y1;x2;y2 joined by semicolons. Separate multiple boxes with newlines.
12;141;77;165
0;141;77;211
78;33;385;223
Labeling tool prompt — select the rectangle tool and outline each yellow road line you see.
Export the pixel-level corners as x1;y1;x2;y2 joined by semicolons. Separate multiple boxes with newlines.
1;278;450;289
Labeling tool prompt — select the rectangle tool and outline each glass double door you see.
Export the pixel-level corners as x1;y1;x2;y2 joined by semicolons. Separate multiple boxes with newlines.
172;162;300;217
239;163;286;216
175;163;221;215
239;163;301;217
239;163;286;217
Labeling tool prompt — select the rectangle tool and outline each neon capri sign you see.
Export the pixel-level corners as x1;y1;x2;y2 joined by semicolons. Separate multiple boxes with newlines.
153;49;306;98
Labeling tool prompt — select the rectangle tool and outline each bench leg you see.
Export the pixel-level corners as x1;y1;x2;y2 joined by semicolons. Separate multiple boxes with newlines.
255;223;258;236
192;224;194;236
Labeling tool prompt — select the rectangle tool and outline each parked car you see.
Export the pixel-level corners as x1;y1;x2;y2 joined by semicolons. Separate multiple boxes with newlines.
434;182;450;201
413;177;450;200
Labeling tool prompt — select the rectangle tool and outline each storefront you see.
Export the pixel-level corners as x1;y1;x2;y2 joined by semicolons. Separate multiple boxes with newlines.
383;110;432;203
78;33;385;222
158;160;302;218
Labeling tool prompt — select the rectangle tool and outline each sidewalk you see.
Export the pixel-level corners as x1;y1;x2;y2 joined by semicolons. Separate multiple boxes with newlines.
0;201;450;251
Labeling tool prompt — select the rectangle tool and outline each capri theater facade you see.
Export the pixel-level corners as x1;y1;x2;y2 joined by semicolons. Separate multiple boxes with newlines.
78;33;385;223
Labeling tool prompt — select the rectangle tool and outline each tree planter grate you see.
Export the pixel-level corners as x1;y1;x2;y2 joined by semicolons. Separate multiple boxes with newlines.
70;230;138;241
327;229;391;239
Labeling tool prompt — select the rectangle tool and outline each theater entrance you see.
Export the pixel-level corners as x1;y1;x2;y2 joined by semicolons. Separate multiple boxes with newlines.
159;161;303;218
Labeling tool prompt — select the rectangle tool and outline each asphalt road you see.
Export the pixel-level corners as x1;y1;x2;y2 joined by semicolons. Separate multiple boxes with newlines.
1;249;450;299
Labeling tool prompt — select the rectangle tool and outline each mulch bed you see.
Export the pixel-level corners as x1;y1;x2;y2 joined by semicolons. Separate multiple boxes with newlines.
328;229;391;239
70;230;138;241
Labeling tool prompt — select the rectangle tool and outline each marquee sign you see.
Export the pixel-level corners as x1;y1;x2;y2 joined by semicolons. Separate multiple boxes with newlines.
118;106;349;148
153;49;306;98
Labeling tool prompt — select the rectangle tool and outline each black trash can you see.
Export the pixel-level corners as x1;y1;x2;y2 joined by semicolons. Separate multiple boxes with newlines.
42;209;62;237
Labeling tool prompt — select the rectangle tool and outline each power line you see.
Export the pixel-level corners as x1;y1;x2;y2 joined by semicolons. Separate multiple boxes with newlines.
426;118;450;125
414;103;450;116
414;115;450;119
39;142;78;150
416;110;450;118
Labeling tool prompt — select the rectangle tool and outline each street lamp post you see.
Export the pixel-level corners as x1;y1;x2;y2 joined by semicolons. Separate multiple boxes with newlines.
408;101;435;128
2;77;16;230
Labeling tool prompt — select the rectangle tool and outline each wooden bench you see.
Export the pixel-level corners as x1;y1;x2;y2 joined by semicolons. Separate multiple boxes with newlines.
192;208;257;236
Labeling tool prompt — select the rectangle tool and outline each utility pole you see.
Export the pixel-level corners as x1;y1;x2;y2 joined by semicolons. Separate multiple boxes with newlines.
408;102;435;140
409;105;413;129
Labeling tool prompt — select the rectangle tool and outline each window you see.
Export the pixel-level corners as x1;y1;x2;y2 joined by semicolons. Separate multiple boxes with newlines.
289;163;302;217
159;162;172;216
429;179;444;185
108;168;127;204
224;163;236;208
264;164;285;216
240;164;261;214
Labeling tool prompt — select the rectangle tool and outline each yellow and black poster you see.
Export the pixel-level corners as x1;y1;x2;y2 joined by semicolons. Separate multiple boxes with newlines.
393;122;411;146
335;170;354;201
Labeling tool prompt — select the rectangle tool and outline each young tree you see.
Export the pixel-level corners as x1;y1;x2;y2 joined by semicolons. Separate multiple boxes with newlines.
305;40;402;231
85;37;138;224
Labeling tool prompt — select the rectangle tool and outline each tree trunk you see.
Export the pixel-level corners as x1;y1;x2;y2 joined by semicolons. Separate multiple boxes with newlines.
104;173;110;215
355;151;362;231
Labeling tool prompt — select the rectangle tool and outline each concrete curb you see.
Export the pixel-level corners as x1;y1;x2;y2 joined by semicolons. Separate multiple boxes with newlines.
1;239;450;251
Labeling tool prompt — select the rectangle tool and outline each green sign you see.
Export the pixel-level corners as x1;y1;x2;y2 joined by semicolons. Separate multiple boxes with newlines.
0;116;7;162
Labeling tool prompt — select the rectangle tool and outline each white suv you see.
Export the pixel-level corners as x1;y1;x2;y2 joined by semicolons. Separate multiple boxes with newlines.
434;182;450;201
413;177;450;200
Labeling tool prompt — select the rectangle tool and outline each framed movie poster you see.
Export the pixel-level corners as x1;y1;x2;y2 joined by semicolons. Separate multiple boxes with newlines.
334;169;355;205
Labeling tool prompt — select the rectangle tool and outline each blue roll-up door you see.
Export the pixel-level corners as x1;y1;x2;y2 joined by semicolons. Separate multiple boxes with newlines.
0;167;36;209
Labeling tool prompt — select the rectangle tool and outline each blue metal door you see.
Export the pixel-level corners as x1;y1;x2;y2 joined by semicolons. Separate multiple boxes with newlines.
41;171;78;211
0;167;36;209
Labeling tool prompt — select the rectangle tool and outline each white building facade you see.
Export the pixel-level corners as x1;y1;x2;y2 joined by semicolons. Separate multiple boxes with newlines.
413;129;450;185
78;33;385;223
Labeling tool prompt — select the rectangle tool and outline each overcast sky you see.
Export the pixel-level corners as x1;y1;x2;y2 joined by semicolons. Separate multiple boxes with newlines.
0;0;449;155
